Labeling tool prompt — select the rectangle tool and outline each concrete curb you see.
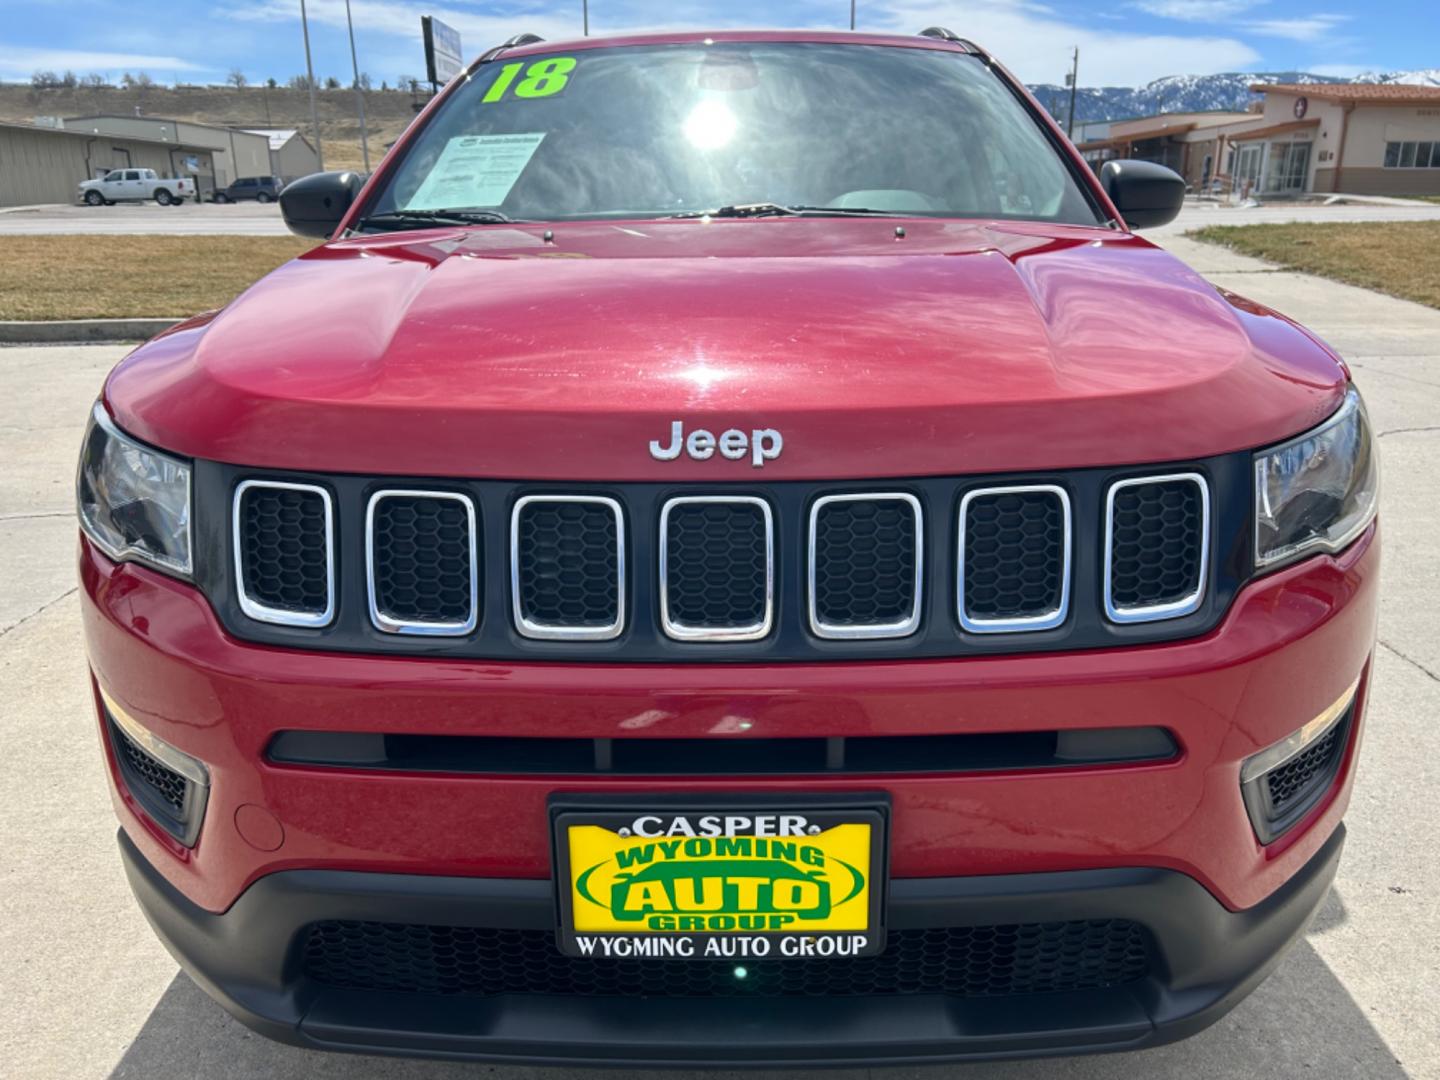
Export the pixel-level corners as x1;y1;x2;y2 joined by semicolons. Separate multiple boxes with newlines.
0;318;181;344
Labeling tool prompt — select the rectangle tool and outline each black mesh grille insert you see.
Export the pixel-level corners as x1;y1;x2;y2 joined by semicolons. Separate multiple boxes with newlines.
515;499;620;630
371;494;475;628
115;727;187;813
962;489;1066;623
663;500;769;633
1108;478;1205;612
1267;726;1343;812
812;497;919;629
238;484;329;616
302;920;1151;999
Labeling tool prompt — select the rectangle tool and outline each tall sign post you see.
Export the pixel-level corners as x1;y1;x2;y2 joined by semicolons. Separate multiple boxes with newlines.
345;0;371;171
300;0;324;169
422;16;464;96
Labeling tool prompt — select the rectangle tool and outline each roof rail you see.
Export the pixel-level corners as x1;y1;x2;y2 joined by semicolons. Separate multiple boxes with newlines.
918;27;989;60
478;33;545;63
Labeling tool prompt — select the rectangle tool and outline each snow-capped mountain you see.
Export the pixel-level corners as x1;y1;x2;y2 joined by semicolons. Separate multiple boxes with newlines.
1028;70;1440;124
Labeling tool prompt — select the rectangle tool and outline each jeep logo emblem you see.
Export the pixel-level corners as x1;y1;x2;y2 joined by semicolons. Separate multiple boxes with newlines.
649;421;783;468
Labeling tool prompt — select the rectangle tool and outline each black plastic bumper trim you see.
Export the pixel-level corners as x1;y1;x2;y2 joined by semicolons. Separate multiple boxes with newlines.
117;823;1344;1067
266;726;1179;776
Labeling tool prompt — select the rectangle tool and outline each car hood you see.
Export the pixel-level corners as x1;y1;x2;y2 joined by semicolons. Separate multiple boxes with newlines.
106;218;1346;480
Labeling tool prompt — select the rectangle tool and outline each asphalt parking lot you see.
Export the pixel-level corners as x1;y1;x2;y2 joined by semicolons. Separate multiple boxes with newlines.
2;232;1438;1079
0;200;289;236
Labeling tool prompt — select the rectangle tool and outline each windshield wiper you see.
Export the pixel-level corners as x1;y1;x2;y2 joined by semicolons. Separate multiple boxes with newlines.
665;203;907;220
358;208;517;230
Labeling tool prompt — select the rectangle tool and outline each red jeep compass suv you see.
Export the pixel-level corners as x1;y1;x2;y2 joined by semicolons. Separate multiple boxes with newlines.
77;29;1380;1067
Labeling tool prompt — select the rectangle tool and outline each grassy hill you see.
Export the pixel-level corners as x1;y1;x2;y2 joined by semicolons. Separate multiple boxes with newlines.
0;82;427;171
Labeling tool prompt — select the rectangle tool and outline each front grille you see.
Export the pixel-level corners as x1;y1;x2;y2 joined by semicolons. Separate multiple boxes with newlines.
115;726;187;812
959;486;1069;632
661;497;773;640
203;458;1240;661
234;480;333;626
1266;725;1343;812
301;920;1151;999
512;496;624;639
810;494;921;638
1105;474;1209;622
368;491;477;634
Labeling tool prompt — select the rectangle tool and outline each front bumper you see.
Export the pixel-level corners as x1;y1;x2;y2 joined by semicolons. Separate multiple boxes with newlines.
121;821;1345;1066
82;523;1378;916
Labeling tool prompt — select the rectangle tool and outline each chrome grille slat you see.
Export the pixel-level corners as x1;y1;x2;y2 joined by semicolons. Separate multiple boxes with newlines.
510;495;626;641
233;479;335;627
659;496;775;642
366;489;479;636
808;493;923;640
1103;473;1210;624
957;485;1071;634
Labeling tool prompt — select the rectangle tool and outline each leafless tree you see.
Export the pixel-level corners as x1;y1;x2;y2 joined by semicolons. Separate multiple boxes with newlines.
227;68;248;89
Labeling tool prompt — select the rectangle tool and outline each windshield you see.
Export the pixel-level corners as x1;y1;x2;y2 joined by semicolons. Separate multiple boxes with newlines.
362;42;1102;228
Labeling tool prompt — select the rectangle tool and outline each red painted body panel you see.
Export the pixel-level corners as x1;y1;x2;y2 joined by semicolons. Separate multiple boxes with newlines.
82;524;1378;916
103;219;1345;481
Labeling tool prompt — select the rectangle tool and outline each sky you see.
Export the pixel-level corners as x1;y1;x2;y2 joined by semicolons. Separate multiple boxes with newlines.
0;0;1435;90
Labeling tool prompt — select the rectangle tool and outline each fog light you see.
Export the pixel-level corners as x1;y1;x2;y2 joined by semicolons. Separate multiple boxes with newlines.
101;687;210;847
1240;677;1359;844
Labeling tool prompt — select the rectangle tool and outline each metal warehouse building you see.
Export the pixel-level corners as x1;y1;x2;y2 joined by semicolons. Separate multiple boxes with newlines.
0;120;220;208
243;128;321;184
63;115;274;194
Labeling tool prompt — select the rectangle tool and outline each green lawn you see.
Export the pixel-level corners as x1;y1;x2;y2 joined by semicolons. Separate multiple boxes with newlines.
1188;221;1440;310
0;235;314;320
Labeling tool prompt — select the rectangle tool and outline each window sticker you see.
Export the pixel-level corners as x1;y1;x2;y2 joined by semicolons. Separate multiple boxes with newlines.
404;133;546;210
481;57;577;103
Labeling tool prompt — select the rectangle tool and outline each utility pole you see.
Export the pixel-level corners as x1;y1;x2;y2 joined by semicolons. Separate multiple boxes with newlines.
583;0;589;36
1065;46;1079;140
850;0;856;30
344;0;370;171
300;0;325;170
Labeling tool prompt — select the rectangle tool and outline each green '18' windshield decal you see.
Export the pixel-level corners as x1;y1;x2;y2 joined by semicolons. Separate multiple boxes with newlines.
482;57;577;103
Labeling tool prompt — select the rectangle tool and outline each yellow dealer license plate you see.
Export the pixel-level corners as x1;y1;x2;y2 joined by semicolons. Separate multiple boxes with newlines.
551;799;887;960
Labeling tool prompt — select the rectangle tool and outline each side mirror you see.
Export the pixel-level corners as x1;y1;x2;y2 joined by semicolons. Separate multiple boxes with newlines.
279;171;366;239
1099;160;1185;229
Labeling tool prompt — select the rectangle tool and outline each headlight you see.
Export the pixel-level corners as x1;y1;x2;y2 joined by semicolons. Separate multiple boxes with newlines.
76;403;192;576
1255;387;1377;570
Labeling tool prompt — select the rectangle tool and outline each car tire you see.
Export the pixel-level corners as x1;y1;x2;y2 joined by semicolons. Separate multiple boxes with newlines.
213;193;228;203
155;189;174;206
83;191;104;206
256;192;273;204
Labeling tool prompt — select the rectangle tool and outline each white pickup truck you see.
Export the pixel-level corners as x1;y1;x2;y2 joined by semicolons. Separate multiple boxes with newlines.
78;168;197;206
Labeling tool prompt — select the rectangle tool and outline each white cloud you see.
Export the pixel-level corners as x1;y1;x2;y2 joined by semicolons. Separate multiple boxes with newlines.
1131;0;1261;19
1242;14;1347;43
1306;62;1370;78
232;0;580;44
0;44;209;80
231;0;1264;89
869;0;1260;86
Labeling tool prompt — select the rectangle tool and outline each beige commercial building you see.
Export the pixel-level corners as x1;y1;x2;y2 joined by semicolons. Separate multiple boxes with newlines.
63;115;273;194
243;128;322;183
0;119;220;207
1079;83;1440;197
